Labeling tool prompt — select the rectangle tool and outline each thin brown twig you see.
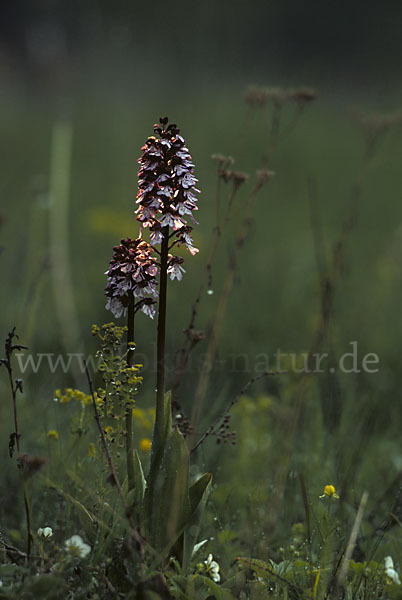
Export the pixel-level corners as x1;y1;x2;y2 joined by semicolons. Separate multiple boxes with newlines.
0;536;27;561
262;101;282;168
183;99;294;426
126;295;135;492
191;370;284;454
102;574;121;599
83;360;126;507
188;179;268;442
275;103;307;148
175;97;298;407
172;180;242;397
1;328;32;561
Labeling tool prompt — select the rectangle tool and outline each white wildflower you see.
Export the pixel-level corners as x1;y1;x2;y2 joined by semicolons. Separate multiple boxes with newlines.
37;526;53;539
385;556;401;585
65;534;91;558
205;553;220;583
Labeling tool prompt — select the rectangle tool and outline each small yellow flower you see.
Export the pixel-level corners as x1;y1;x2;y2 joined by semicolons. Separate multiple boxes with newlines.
88;443;96;458
104;426;114;443
319;484;339;499
47;429;59;440
133;407;153;429
140;438;152;452
82;394;92;406
132;407;144;419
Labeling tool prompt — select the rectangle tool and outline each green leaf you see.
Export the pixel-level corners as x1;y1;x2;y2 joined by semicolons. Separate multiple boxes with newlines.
144;391;173;539
192;539;209;558
127;450;146;521
193;574;235;599
183;472;212;570
167;573;235;600
144;420;192;560
0;564;27;578
157;427;191;555
236;557;307;596
133;449;146;500
20;574;67;599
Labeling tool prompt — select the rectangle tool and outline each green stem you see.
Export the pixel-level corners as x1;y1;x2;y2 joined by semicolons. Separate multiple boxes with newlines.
126;294;135;491
156;226;169;433
323;497;332;540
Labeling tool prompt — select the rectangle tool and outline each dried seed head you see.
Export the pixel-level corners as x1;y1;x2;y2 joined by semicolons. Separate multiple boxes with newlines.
219;169;232;183
184;328;206;343
211;154;234;168
174;413;194;438
352;108;402;136
245;85;288;109
213;414;237;446
105;238;158;319
256;169;276;187
245;85;271;108
218;169;248;187
231;171;249;186
246;85;317;109
266;87;287;107
288;87;317;104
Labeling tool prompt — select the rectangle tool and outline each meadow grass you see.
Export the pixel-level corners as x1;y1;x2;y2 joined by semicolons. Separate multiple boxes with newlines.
0;85;401;598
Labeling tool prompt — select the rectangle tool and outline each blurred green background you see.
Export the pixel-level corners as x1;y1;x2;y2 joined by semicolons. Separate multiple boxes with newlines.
1;0;402;557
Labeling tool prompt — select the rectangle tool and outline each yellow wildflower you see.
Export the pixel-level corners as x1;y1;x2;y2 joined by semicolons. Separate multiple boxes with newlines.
319;484;339;499
47;429;59;440
140;438;152;452
88;443;96;458
94;393;103;407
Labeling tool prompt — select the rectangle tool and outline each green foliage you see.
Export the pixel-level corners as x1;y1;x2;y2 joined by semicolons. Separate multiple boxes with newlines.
184;473;213;570
1;88;402;599
93;322;143;419
143;391;212;564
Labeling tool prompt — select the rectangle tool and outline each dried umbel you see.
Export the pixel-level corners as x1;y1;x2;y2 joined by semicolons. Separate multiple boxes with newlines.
105;238;158;319
288;87;317;104
245;85;317;110
351;108;402;136
136;117;200;257
245;85;287;109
